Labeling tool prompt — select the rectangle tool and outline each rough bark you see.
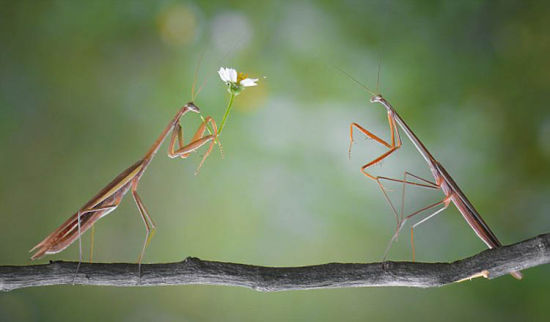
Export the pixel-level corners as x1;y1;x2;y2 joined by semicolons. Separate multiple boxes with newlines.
1;233;548;292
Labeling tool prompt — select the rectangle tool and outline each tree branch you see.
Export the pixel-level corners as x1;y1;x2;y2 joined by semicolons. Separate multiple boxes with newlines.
2;233;549;292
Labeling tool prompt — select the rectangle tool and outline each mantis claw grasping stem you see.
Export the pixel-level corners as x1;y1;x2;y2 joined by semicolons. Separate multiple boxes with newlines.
30;101;220;279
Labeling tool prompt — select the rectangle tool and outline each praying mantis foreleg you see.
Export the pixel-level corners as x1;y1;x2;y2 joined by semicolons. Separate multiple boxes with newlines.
168;116;219;174
350;116;434;224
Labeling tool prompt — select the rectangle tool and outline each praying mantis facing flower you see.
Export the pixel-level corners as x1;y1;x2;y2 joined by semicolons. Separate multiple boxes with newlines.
348;79;523;279
30;67;258;277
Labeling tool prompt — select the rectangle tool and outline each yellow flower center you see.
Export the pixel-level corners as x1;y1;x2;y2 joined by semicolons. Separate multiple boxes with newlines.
236;72;248;83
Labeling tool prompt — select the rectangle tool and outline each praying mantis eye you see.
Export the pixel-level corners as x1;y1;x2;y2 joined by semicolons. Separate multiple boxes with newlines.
186;102;200;113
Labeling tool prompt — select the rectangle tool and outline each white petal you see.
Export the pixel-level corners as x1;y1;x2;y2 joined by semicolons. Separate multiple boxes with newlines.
227;68;237;83
240;78;258;87
218;67;230;82
217;68;225;82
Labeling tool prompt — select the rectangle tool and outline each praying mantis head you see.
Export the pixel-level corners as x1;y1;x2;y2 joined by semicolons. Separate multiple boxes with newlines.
184;102;200;113
370;95;383;104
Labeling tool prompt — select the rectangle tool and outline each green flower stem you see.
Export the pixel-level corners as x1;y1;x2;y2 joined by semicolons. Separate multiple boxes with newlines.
217;93;235;136
200;114;213;135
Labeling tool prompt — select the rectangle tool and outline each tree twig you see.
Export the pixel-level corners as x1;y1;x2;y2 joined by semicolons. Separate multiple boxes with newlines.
1;233;548;292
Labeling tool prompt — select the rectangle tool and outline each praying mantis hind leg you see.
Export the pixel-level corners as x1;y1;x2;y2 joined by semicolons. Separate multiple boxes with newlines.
395;171;448;261
375;172;439;227
409;200;450;261
382;194;451;261
373;171;439;259
378;171;440;221
89;225;95;262
75;210;82;284
130;181;156;280
73;204;119;284
377;171;443;260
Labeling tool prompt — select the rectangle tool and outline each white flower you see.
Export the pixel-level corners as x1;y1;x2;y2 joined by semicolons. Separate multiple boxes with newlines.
218;67;237;83
218;67;258;95
239;78;258;87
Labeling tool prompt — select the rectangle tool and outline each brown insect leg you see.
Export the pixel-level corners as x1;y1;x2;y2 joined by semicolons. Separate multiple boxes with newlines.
350;112;402;182
383;196;451;261
350;115;403;223
169;116;219;175
73;204;118;283
89;225;95;263
131;182;156;279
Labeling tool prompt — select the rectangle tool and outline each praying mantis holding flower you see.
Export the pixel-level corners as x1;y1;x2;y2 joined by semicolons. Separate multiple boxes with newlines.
30;67;258;277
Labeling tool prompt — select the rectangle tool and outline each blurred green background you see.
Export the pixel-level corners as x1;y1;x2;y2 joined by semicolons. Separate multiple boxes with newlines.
1;0;549;321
